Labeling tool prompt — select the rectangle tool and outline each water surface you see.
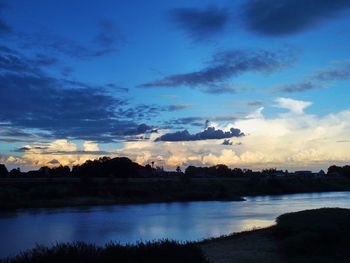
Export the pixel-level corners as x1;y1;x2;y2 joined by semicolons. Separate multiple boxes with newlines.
1;191;350;259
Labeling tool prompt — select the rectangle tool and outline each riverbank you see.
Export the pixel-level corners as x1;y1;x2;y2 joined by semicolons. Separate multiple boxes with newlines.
2;208;350;262
1;176;350;210
201;208;350;262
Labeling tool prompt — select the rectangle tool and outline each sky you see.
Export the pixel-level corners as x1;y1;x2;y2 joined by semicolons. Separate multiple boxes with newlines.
1;0;350;171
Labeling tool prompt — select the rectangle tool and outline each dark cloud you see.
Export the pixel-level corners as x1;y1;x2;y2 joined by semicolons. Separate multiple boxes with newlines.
155;127;244;142
167;104;192;111
0;19;11;35
0;46;156;142
140;49;295;93
14;147;31;152
247;100;263;106
48;159;60;165
0;1;11;35
222;139;233;145
244;0;350;36
315;62;350;81
166;117;205;128
117;104;163;121
93;19;125;54
0;126;52;142
105;83;129;92
276;81;322;93
203;84;238;94
167;116;237;128
170;6;229;40
123;124;157;136
16;20;124;60
20;35;110;60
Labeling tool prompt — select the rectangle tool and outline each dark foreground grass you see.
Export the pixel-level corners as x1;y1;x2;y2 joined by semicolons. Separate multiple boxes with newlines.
274;208;350;263
0;240;208;263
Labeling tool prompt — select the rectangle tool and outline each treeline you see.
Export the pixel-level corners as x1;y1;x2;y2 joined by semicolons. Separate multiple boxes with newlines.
0;157;152;178
0;157;349;178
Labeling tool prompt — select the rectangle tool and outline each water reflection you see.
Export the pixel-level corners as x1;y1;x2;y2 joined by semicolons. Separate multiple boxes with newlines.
1;191;350;259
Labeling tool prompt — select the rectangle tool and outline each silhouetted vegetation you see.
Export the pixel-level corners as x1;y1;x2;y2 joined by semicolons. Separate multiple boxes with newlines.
327;165;350;177
201;208;350;262
0;157;345;179
274;208;350;262
1;158;350;209
0;164;8;177
0;240;208;263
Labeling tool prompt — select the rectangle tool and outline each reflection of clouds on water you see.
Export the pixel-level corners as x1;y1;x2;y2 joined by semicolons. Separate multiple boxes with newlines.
239;219;274;231
1;192;350;259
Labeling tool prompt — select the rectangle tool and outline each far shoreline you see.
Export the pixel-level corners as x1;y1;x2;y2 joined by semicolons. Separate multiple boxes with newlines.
2;176;350;211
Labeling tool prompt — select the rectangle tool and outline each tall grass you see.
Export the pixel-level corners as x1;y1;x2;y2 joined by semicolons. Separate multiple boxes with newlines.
1;240;208;263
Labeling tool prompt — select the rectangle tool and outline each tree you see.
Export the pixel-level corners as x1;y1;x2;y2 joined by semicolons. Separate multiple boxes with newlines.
215;164;230;177
9;168;21;177
176;166;182;173
0;164;8;177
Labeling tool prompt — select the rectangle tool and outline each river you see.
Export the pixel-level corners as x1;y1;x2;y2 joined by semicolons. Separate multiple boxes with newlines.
1;191;350;259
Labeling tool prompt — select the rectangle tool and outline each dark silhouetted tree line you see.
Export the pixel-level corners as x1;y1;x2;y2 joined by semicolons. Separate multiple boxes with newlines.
185;165;260;177
1;158;350;178
71;157;152;178
327;165;350;177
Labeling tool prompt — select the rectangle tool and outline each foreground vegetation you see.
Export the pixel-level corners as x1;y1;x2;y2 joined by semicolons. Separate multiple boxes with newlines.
0;241;208;263
3;208;350;262
274;208;350;262
201;208;350;263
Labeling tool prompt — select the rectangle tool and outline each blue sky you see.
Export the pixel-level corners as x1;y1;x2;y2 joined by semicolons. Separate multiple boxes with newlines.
1;0;350;171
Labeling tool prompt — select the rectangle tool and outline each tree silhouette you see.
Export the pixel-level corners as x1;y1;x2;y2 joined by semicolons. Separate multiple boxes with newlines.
0;164;8;177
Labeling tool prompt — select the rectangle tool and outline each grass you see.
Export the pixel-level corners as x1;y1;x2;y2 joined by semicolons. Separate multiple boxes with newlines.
0;241;208;263
274;208;350;262
200;208;350;263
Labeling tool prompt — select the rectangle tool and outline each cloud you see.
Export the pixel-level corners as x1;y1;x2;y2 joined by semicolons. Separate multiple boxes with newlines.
15;20;124;60
275;97;312;114
167;104;192;111
315;61;350;81
6;99;350;170
0;19;10;35
140;49;295;92
247;100;263;106
155;127;244;142
0;1;11;35
123;124;157;136
83;141;100;152
244;0;350;36
166;116;237;128
169;6;229;40
202;83;238;94
222;139;233;145
105;83;129;92
0;47;158;142
114;102;350;171
275;81;322;93
48;159;60;165
8;140;112;167
94;19;124;51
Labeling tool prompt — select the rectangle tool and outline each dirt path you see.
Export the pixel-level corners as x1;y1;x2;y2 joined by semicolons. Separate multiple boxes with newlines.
200;228;283;263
